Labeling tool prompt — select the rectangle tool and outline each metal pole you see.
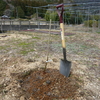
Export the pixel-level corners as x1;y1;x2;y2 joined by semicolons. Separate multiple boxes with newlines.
10;20;12;31
1;21;2;33
93;11;95;33
19;20;21;31
98;10;100;30
88;7;90;32
36;8;39;29
29;20;30;29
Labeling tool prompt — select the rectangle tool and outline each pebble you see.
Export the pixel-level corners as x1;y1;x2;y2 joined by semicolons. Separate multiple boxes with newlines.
3;58;7;62
43;82;47;85
18;80;23;83
20;96;25;100
33;88;37;92
46;80;51;84
11;65;15;68
36;76;43;80
47;92;51;96
18;83;21;88
12;94;15;97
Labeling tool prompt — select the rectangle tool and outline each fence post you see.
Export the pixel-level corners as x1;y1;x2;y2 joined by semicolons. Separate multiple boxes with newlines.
98;20;100;32
0;21;3;33
38;20;40;29
19;20;21;31
29;20;30;29
10;20;12;31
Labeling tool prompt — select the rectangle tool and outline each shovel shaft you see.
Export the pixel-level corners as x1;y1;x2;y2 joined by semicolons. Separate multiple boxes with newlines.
60;23;66;48
60;23;66;60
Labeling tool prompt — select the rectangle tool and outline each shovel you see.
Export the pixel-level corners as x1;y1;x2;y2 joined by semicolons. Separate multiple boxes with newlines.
56;4;71;77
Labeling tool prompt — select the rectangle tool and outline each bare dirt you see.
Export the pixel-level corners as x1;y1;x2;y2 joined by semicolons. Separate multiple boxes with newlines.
0;25;100;100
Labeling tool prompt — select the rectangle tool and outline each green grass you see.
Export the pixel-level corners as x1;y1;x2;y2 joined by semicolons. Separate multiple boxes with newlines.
18;42;29;47
20;50;29;55
17;41;34;48
14;40;35;55
20;49;35;55
32;36;40;39
0;45;10;51
0;46;5;50
97;32;100;34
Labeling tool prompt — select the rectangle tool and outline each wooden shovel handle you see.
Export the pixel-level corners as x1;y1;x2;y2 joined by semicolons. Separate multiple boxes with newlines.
60;23;66;60
56;4;66;60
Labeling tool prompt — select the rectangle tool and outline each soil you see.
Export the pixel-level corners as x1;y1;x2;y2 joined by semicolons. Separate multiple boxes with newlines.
18;68;82;100
0;25;100;100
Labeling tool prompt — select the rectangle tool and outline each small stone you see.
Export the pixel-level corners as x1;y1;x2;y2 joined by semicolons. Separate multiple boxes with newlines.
18;80;23;83
47;92;51;96
4;83;7;87
20;96;25;100
12;94;15;97
46;80;51;84
55;87;58;89
11;65;15;68
43;82;47;85
55;90;60;94
3;58;7;62
36;76;43;80
33;88;37;92
18;83;21;88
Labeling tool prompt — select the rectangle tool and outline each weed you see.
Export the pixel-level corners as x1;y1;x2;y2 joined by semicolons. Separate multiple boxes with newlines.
22;70;33;78
32;36;40;39
20;49;35;55
0;84;3;88
0;46;5;50
0;84;4;93
18;42;29;46
20;50;29;55
97;32;100;34
0;45;10;50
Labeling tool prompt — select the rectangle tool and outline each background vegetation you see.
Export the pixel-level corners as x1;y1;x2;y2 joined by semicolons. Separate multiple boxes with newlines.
0;0;7;16
0;0;100;26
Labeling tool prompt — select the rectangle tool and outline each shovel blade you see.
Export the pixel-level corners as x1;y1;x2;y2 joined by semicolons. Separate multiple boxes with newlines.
60;59;71;77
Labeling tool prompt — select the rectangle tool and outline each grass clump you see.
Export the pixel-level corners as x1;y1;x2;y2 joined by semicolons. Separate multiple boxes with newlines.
97;32;100;34
17;41;35;55
32;36;40;39
18;42;29;47
20;49;35;55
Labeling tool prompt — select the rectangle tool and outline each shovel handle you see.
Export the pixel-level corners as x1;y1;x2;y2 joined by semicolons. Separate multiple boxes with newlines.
60;23;66;60
56;4;64;23
56;4;66;60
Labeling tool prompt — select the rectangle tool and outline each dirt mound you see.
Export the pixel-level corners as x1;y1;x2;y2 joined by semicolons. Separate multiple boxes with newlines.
19;68;83;100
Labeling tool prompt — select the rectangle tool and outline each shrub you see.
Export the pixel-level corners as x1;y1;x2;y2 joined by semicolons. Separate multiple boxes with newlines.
45;11;59;21
0;0;7;16
64;11;83;24
84;20;98;27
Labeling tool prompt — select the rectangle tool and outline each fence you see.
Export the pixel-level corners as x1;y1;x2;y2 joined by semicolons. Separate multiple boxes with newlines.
0;19;100;33
0;20;59;32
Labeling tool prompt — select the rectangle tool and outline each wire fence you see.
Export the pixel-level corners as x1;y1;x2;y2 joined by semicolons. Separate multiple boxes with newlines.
0;20;59;33
0;19;100;33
